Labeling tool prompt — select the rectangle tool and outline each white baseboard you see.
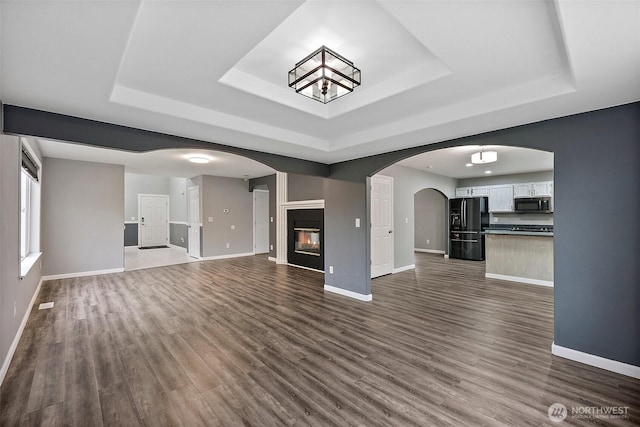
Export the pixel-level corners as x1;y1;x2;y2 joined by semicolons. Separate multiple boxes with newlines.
0;278;43;386
444;254;449;259
552;343;640;379
268;257;277;262
324;284;372;302
393;264;415;274
201;252;255;261
414;248;446;255
485;272;553;287
168;244;187;251
43;267;124;281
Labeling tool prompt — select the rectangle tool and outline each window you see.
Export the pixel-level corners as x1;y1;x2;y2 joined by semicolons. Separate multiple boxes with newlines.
20;169;32;259
20;139;41;274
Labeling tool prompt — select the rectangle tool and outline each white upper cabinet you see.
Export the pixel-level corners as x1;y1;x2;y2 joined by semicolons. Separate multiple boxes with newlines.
513;181;553;197
489;186;514;212
455;186;489;198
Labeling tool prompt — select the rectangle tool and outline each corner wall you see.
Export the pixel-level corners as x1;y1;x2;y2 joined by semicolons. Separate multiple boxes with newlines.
0;134;42;384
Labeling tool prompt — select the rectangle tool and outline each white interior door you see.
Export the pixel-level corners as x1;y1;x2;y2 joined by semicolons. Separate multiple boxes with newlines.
187;186;201;258
371;175;394;278
253;190;269;254
139;195;168;248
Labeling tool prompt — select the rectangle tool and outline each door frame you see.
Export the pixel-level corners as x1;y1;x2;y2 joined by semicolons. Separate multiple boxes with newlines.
187;185;201;259
253;189;269;255
137;194;170;248
370;174;394;278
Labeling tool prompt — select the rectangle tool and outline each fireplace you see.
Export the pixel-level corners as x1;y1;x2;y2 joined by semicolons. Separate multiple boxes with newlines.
287;209;324;271
294;228;321;256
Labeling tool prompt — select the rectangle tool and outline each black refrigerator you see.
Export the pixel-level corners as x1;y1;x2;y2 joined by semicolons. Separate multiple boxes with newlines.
449;197;489;261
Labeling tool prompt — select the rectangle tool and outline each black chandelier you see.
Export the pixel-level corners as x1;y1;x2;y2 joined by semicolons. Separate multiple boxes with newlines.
288;46;361;104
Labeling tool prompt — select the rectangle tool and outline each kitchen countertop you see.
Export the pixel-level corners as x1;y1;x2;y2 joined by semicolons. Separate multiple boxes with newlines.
482;229;554;237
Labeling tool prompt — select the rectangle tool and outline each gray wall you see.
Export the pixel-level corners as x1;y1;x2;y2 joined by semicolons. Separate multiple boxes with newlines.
376;164;456;269
170;223;188;249
0;134;42;381
42;158;124;275
414;189;446;252
250;174;276;259
201;175;253;257
324;178;370;295
124;173;170;221
288;173;325;201
169;177;188;222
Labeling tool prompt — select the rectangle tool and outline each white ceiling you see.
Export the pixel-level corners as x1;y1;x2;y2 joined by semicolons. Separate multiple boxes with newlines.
1;0;639;166
36;139;276;179
396;145;553;179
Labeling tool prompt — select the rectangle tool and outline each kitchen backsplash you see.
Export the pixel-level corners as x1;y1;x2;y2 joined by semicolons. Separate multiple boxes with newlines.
490;212;554;226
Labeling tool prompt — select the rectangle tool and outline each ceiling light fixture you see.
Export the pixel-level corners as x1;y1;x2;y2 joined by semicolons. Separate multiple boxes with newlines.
187;155;210;164
471;148;497;164
288;46;361;104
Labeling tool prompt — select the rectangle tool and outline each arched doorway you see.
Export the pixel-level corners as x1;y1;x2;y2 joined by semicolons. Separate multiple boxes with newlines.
414;188;447;256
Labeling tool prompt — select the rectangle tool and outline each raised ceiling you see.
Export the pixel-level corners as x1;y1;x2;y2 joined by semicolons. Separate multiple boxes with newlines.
1;1;639;164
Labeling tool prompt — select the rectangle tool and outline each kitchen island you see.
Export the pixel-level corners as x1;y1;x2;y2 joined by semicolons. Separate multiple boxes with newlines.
483;229;553;286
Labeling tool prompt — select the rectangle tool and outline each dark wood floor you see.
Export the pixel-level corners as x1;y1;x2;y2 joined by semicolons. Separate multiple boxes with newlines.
1;253;638;426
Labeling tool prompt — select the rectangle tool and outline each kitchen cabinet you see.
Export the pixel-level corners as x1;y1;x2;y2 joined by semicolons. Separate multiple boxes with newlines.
514;181;553;197
488;185;514;212
455;186;489;198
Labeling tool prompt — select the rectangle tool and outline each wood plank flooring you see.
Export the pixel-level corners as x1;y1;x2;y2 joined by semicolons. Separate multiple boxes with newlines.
1;253;638;426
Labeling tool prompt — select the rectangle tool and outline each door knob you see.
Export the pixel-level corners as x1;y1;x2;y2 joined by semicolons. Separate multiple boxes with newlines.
388;230;393;234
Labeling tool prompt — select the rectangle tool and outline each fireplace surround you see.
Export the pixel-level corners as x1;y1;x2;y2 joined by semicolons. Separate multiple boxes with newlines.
287;209;324;271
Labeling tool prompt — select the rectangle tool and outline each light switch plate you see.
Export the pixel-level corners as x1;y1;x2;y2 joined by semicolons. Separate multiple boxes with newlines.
355;218;360;227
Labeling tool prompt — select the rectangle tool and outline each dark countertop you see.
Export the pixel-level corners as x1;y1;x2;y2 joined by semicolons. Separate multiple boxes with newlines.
482;229;554;237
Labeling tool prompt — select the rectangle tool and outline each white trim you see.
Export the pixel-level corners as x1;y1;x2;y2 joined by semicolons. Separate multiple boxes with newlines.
1;278;43;386
124;220;137;225
552;343;640;379
276;172;288;264
414;248;446;255
324;284;372;302
201;252;255;261
268;256;277;262
169;221;188;225
444;254;450;259
370;174;394;278
485;272;553;287
42;268;124;281
286;263;324;273
393;264;415;274
137;194;170;248
168;244;187;251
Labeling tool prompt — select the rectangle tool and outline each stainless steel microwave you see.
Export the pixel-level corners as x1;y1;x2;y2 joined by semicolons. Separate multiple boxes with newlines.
514;197;552;214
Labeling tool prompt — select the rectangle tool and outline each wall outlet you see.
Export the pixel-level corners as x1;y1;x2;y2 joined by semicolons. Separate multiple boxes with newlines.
329;266;334;274
180;237;185;243
226;243;230;248
14;302;17;318
270;217;274;222
405;217;409;224
355;218;360;227
426;239;430;244
270;244;273;250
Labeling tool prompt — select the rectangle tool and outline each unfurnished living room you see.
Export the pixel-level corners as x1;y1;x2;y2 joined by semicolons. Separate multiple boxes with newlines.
1;1;639;426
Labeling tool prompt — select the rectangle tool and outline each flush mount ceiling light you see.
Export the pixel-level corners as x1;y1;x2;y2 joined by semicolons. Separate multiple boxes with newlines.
471;148;497;164
288;46;361;104
186;155;211;164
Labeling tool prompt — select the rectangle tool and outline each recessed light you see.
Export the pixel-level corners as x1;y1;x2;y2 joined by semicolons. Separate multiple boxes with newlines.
186;155;211;164
465;163;473;167
485;170;492;174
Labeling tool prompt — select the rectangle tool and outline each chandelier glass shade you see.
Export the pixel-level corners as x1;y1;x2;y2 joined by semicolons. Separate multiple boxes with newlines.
288;46;361;104
471;150;497;164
